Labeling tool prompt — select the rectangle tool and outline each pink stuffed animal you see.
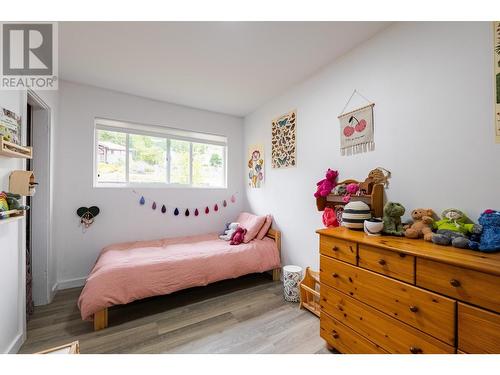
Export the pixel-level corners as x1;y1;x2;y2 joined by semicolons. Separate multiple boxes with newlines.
314;168;339;198
230;226;247;245
342;183;360;203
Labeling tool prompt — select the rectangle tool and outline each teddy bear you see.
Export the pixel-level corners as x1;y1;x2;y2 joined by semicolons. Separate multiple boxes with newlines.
219;222;240;241
431;208;482;249
403;208;435;240
314;168;338;198
469;209;500;253
230;226;247;245
382;202;406;236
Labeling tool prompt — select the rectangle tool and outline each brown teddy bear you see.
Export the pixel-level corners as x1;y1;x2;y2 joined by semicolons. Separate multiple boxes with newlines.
404;208;435;241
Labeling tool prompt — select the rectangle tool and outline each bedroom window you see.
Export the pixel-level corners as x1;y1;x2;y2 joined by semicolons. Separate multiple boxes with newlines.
94;118;227;188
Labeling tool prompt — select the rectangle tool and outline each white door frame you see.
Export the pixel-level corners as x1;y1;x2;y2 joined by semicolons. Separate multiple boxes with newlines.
27;90;53;306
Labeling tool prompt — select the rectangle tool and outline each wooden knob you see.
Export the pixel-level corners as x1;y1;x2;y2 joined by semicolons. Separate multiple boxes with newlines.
409;305;419;313
332;331;339;339
378;259;386;266
332;272;339;278
332;246;339;251
450;279;461;287
410;346;422;354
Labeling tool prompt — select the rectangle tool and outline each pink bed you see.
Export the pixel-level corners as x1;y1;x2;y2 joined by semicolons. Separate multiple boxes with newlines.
78;232;281;322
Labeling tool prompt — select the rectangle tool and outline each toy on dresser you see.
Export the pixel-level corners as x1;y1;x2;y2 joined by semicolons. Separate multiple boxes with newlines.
314;168;339;198
404;208;435;241
382;202;406;236
469;209;500;253
431;208;482;249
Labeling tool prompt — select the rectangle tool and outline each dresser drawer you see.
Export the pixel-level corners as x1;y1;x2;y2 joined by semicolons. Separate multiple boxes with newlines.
319;235;357;265
458;303;500;353
416;258;500;313
320;284;454;353
358;244;415;283
320;313;387;354
320;255;455;345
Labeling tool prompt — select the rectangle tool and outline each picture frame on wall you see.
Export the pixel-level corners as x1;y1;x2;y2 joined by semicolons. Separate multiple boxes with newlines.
248;144;264;188
0;107;22;145
271;110;297;169
494;21;500;143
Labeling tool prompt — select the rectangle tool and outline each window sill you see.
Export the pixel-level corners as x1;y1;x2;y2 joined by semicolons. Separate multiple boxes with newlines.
93;183;228;190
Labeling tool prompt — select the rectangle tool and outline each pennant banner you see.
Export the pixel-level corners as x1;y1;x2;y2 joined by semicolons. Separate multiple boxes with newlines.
132;190;238;217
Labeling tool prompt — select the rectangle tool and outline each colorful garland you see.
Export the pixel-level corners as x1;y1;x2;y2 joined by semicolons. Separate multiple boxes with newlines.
133;190;237;217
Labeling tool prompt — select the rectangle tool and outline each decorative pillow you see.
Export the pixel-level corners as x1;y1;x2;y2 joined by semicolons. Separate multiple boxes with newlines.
236;212;266;243
256;214;273;240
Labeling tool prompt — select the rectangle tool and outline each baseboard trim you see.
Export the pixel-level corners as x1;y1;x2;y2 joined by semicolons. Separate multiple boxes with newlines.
6;332;24;354
55;276;86;290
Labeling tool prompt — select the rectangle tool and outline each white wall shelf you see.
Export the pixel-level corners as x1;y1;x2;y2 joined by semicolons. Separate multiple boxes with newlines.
0;209;25;224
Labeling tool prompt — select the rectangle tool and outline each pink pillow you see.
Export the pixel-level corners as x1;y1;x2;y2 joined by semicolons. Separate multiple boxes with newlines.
236;212;266;243
256;214;273;240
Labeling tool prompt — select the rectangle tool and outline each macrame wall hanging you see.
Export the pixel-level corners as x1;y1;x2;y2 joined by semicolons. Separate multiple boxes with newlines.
133;190;237;218
338;90;375;156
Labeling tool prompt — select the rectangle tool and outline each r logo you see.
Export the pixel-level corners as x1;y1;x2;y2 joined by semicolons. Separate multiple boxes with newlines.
2;23;53;76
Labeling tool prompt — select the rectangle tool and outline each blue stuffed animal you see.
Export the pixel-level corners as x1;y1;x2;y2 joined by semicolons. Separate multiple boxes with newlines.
469;210;500;253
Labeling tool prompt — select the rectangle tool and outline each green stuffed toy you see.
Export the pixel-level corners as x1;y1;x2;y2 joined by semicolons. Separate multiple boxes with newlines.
382;202;406;236
4;192;29;211
431;208;482;249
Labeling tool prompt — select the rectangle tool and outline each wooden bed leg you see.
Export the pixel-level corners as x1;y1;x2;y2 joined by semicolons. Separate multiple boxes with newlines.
94;308;108;331
272;268;281;281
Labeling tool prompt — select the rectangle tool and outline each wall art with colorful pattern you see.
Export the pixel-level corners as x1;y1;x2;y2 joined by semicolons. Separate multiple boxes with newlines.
271;110;296;168
248;144;264;188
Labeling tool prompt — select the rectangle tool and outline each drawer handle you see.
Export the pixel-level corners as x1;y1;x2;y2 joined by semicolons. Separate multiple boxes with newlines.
378;259;386;266
410;346;423;354
331;330;339;339
450;279;461;287
409;305;419;313
332;272;339;278
332;246;339;251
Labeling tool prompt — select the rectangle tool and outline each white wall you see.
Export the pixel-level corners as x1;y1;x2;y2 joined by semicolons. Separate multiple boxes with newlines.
244;22;500;270
0;89;27;353
54;81;244;288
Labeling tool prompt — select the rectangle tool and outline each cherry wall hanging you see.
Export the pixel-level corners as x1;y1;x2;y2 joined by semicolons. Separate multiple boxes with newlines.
338;89;375;156
132;190;237;218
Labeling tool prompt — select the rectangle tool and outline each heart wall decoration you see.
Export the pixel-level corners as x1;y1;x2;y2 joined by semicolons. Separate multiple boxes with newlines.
338;90;375;156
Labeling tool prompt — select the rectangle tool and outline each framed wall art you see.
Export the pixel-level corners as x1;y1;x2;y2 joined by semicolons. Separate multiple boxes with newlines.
271;110;296;168
0;107;22;145
248;144;264;188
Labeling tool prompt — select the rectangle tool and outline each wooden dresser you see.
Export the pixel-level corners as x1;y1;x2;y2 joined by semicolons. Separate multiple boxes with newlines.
317;227;500;354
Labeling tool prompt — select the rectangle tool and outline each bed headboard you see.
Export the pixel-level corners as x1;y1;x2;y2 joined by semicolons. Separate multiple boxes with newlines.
266;228;281;259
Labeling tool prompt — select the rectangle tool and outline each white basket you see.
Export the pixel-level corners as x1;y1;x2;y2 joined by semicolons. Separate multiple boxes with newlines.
283;265;303;302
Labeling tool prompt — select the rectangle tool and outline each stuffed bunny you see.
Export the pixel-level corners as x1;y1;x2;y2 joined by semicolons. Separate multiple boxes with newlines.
219;222;240;241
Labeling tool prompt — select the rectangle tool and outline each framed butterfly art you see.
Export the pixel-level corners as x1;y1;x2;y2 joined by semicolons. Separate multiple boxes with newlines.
271;110;296;169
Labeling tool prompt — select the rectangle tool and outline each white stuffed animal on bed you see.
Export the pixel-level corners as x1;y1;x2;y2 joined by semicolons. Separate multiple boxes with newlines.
219;222;240;241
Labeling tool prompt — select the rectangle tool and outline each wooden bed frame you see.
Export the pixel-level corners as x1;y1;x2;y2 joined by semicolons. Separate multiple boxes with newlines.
93;228;282;331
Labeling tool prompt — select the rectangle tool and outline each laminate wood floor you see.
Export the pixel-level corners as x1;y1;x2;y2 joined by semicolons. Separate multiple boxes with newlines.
19;274;334;354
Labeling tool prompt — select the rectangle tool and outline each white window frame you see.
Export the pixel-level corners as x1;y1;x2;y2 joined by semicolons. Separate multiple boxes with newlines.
93;118;228;189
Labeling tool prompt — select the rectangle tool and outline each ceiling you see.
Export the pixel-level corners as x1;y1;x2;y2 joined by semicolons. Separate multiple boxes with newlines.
59;22;390;117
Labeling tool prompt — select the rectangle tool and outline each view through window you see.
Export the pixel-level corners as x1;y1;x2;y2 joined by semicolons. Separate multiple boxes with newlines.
95;120;226;188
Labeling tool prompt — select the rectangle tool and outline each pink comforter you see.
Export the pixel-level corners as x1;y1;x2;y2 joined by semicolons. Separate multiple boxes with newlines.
77;233;280;320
